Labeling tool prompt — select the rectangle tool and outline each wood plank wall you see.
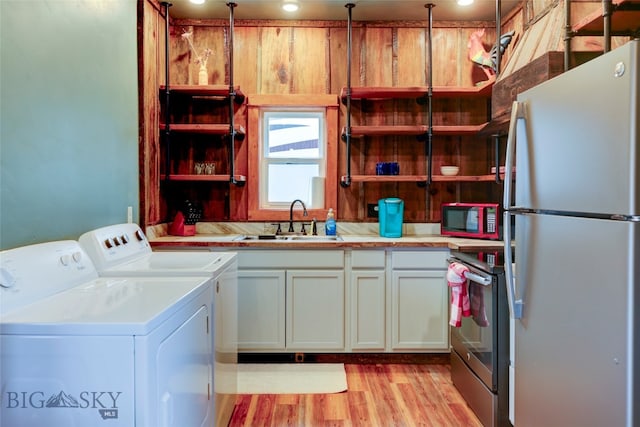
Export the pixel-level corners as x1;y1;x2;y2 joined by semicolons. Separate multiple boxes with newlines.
140;0;167;227
140;1;522;225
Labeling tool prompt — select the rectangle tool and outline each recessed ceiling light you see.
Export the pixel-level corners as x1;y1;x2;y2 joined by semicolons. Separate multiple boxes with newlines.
457;0;474;5
282;1;299;12
189;0;205;4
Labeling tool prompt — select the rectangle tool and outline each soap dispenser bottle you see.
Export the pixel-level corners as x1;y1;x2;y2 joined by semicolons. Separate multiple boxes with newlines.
325;208;337;236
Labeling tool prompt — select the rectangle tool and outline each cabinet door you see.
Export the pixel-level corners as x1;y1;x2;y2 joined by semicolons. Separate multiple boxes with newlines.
391;270;448;351
350;270;386;350
237;270;286;351
214;264;238;360
213;266;238;427
286;270;345;351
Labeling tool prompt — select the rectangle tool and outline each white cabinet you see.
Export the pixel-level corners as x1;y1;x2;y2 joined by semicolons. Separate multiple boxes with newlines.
237;270;286;350
215;260;239;359
233;247;449;353
236;250;344;352
349;250;386;350
286;270;345;350
390;250;449;351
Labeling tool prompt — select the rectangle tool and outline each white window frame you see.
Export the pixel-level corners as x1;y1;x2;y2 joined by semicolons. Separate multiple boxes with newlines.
260;109;326;209
246;94;339;222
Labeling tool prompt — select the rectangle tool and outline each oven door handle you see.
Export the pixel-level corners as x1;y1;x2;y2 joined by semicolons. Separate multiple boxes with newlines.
447;258;492;286
464;271;492;286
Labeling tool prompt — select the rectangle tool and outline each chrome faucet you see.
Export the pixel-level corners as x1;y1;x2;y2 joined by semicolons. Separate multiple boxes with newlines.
288;199;308;233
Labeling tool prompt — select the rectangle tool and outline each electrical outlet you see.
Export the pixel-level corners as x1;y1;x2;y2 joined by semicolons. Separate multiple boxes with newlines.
367;203;379;218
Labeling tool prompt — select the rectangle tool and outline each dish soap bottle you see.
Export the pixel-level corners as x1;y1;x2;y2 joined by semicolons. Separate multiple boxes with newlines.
325;208;337;236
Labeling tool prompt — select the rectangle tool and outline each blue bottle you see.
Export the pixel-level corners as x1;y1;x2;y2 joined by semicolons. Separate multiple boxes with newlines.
325;208;337;236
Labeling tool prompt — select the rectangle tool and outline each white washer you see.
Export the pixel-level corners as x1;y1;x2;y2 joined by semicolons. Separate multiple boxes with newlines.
0;241;214;427
78;223;238;426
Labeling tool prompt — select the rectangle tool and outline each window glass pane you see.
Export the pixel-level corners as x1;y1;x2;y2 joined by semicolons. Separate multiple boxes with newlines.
265;113;321;159
267;163;319;204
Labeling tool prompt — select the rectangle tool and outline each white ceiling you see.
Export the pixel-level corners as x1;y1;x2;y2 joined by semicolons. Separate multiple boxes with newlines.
167;0;520;22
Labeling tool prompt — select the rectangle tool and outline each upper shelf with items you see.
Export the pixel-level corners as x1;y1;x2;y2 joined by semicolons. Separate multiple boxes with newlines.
339;80;495;185
160;84;246;141
159;83;247;184
160;84;246;102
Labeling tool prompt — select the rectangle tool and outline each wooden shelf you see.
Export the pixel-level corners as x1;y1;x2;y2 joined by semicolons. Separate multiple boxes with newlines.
339;17;496;190
340;174;505;184
572;0;640;34
339;78;495;104
160;123;246;140
167;174;247;182
342;123;488;138
345;125;427;137
160;85;246;104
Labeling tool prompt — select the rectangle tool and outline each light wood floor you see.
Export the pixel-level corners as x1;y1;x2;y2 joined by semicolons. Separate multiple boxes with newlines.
228;364;482;426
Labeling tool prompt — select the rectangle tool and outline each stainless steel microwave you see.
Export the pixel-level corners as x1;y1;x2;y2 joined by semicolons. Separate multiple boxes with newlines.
441;203;501;240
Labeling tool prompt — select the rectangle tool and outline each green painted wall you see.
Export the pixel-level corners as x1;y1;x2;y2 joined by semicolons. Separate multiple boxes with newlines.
0;0;139;250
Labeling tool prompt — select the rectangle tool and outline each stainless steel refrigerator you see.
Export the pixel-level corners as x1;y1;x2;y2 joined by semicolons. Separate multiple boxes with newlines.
502;39;639;427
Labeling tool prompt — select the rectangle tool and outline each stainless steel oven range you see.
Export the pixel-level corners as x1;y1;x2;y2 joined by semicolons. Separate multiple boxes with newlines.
448;251;511;427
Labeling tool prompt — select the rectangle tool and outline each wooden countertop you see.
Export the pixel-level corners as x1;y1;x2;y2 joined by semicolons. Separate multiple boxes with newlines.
150;234;509;251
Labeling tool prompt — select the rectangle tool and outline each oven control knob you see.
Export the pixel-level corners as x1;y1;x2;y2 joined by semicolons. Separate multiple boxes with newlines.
104;238;114;249
135;229;145;241
113;236;122;246
467;352;471;361
121;234;129;244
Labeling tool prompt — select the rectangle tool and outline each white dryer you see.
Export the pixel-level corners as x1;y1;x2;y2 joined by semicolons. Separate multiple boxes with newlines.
0;241;214;427
78;223;238;426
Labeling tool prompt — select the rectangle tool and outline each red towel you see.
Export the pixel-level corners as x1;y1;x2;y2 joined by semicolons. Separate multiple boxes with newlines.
470;282;489;327
447;262;471;327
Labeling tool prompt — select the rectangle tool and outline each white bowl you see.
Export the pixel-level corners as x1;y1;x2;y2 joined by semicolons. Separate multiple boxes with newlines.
440;166;459;176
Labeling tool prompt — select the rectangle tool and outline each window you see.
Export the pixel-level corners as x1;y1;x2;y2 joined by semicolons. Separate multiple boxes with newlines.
247;94;338;221
261;110;325;209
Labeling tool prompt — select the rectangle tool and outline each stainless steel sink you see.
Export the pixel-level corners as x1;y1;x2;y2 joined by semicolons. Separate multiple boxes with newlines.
285;235;342;241
232;234;342;242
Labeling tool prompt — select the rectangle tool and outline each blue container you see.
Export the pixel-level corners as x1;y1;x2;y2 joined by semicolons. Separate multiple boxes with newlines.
378;198;404;237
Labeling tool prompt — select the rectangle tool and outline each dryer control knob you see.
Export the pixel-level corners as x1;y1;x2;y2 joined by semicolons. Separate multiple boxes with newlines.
72;251;82;263
0;267;16;288
60;254;71;266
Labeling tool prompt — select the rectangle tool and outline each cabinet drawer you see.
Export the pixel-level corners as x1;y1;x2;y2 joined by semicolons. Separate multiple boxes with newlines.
391;250;448;269
237;250;344;269
351;250;385;269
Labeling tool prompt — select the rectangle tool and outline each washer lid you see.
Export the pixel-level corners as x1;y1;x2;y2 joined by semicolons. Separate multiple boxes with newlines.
100;251;236;277
0;275;212;336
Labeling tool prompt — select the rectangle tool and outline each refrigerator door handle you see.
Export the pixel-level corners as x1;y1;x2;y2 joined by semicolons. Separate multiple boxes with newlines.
503;101;525;211
503;211;523;319
503;101;525;319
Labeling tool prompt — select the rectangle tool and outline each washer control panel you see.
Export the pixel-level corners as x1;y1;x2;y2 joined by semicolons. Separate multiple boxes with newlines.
0;241;98;312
